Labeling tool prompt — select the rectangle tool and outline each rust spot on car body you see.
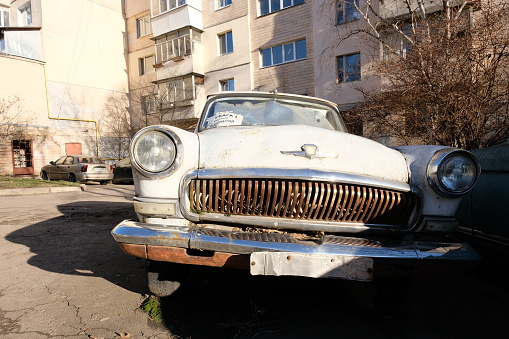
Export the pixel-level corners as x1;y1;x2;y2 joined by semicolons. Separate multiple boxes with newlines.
118;243;249;269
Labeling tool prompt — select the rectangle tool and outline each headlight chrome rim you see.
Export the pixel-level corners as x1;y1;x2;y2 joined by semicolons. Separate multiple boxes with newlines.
427;148;480;197
130;126;183;178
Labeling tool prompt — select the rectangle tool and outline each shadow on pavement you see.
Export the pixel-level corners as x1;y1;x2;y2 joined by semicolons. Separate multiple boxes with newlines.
5;199;508;339
5;200;148;295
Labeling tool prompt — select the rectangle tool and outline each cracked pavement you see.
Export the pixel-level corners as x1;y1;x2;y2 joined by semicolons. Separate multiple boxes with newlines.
0;184;173;339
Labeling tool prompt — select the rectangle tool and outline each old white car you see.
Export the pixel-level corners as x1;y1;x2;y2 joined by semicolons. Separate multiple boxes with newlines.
112;92;481;297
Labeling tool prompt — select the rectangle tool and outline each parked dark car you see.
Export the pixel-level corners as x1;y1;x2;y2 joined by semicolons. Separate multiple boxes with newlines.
456;139;509;252
112;157;133;184
40;155;113;184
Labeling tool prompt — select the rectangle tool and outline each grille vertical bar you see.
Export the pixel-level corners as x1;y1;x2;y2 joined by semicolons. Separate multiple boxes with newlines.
189;178;416;226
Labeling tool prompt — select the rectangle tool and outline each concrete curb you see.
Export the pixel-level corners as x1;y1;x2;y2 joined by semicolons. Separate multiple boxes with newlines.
0;186;83;196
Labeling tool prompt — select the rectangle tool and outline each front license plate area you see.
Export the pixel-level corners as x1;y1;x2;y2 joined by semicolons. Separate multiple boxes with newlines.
250;252;373;281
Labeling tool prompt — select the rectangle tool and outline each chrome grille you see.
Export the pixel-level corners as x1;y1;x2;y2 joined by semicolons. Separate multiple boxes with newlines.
189;179;417;226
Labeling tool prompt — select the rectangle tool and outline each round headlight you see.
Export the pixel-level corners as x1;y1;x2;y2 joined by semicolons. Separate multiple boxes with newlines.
428;149;480;197
131;127;181;176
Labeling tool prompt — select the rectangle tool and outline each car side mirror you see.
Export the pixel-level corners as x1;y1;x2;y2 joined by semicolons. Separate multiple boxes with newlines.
50;161;56;165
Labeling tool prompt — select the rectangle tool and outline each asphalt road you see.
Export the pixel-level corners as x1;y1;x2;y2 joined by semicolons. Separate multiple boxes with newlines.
0;184;508;339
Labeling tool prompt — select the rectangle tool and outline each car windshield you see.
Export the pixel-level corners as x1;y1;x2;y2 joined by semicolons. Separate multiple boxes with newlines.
79;157;103;164
200;96;347;132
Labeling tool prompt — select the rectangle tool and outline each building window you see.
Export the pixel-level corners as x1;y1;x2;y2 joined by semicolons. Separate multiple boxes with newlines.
220;78;235;91
218;0;232;8
337;0;360;24
337;53;361;83
261;39;306;67
154;28;198;63
219;31;233;55
0;32;4;51
19;2;32;26
160;76;194;103
259;0;304;16
382;24;413;60
139;55;155;76
141;95;156;115
158;0;186;15
1;7;10;27
136;15;151;38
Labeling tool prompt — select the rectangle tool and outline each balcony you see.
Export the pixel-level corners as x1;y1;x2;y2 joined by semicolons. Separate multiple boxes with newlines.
155;35;192;64
151;2;203;37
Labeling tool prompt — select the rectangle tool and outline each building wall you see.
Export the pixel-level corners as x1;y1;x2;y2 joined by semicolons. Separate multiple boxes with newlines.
249;0;315;96
1;0;128;176
202;0;252;92
312;0;380;108
0;55;61;175
41;0;128;158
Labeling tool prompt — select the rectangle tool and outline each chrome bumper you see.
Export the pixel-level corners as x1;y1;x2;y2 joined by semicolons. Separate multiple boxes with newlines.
112;220;480;280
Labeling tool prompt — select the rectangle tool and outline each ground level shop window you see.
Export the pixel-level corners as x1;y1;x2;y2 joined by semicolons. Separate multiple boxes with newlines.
12;140;34;176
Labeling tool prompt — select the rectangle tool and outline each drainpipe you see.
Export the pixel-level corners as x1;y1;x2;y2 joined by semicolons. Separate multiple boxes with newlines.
42;64;100;157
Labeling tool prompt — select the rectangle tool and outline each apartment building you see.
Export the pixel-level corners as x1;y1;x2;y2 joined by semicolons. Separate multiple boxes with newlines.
0;0;127;176
125;0;315;129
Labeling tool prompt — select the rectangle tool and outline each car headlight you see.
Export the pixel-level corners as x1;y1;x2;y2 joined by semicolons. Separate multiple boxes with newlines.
427;149;480;197
130;126;182;177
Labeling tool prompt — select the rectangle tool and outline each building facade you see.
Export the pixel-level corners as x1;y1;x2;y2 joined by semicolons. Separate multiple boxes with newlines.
125;0;315;129
0;0;127;176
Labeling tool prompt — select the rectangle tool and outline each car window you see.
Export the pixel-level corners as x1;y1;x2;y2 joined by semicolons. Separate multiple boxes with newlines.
63;156;74;165
201;96;346;132
55;156;66;165
79;157;103;164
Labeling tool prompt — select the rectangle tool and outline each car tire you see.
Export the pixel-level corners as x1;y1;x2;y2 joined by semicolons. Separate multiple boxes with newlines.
146;260;185;297
69;173;77;182
41;171;49;180
100;180;111;185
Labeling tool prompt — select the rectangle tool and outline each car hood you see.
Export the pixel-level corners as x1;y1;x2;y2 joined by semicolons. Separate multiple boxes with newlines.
197;125;409;183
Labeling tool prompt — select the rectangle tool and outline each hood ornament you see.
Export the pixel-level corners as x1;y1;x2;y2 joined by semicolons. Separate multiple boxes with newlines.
281;144;337;159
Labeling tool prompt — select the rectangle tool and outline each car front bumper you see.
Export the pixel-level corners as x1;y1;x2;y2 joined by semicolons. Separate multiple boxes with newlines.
111;220;480;281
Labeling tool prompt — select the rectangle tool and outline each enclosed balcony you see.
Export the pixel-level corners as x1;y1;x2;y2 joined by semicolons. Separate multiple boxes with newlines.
150;0;202;37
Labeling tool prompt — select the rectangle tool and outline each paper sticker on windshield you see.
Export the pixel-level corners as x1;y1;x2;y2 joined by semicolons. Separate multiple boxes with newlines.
207;111;243;128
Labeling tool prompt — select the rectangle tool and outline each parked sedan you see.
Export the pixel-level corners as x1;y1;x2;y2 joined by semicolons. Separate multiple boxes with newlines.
456;139;509;252
40;155;113;185
112;91;481;297
112;157;133;184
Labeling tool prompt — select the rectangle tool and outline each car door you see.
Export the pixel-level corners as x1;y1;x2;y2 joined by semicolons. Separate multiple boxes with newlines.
48;156;66;179
60;156;76;180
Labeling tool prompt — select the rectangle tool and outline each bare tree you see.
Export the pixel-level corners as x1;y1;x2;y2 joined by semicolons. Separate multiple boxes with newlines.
328;0;509;149
0;95;28;141
129;76;200;132
101;91;131;160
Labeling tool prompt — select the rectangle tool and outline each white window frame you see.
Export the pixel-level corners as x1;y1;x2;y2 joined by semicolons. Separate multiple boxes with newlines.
259;0;304;16
136;15;151;38
1;7;10;27
18;2;32;26
337;53;361;83
141;95;156;115
219;31;233;55
220;78;235;91
158;0;186;15
139;55;155;76
218;0;232;8
337;0;360;25
261;39;306;67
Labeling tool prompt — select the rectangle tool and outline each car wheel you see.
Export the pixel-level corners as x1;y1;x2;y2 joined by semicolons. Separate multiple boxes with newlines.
69;173;77;182
100;180;111;185
41;171;49;180
146;260;185;297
